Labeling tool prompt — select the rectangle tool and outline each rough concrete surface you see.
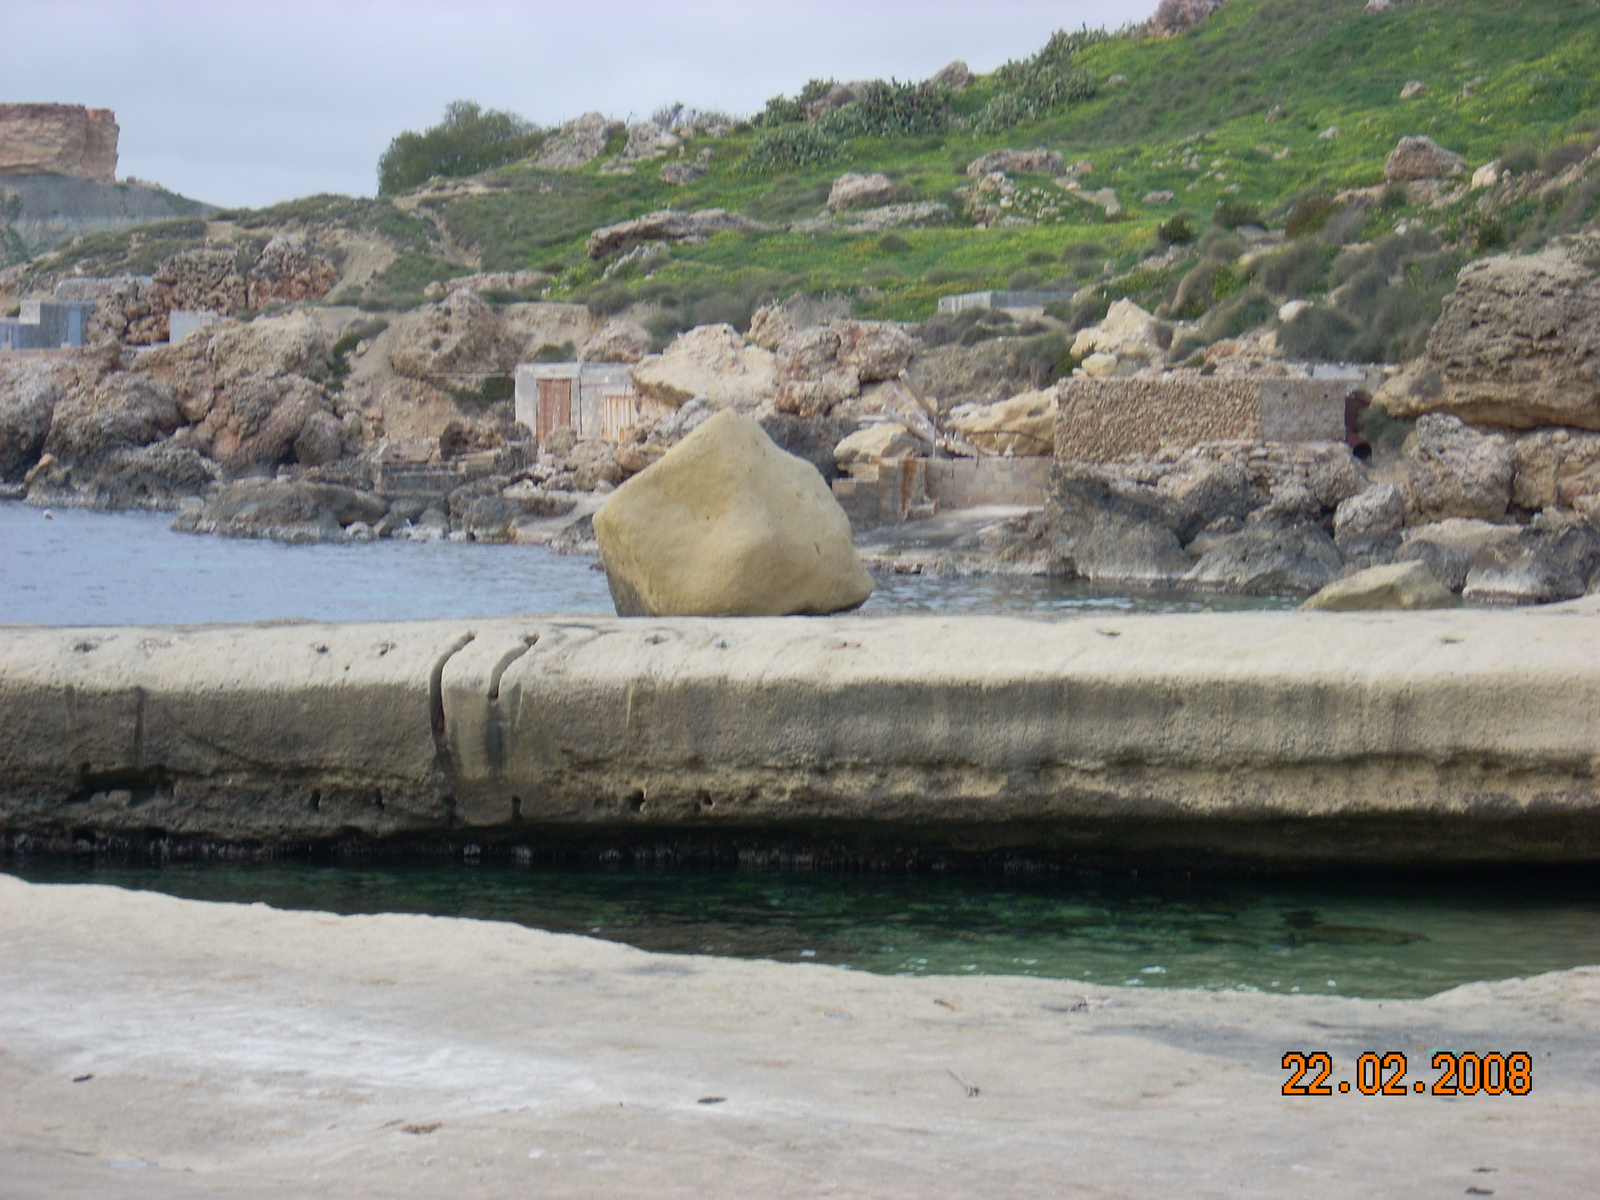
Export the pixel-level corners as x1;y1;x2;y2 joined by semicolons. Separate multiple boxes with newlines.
1;875;1595;1199
3;604;1599;862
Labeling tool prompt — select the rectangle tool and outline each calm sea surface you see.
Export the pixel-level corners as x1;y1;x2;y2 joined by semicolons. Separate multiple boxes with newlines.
0;502;1292;626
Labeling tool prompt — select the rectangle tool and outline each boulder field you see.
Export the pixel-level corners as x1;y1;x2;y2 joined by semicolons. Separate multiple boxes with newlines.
3;603;1598;864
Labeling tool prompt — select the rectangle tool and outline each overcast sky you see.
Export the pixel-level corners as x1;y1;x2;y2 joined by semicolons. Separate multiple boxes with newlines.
2;1;1159;209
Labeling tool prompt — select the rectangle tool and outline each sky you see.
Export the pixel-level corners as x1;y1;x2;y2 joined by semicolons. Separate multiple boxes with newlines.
1;0;1159;210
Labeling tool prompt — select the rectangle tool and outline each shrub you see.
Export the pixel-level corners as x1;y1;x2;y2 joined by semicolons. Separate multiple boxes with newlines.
1010;331;1077;389
377;101;541;196
815;80;954;139
1284;194;1338;239
1009;270;1042;290
1156;214;1196;246
1476;217;1507;251
877;233;913;254
1256;240;1332;298
1541;137;1595;176
753;95;806;128
1213;198;1262;230
534;341;575;363
738;123;844;175
1201;286;1275;342
1500;141;1539;175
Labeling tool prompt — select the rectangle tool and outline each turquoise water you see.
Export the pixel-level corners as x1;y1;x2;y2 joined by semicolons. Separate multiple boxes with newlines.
7;858;1598;999
0;503;1293;625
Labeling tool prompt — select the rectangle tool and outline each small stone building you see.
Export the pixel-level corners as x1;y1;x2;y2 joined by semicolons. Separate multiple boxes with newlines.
1056;368;1385;462
514;362;651;443
0;299;94;351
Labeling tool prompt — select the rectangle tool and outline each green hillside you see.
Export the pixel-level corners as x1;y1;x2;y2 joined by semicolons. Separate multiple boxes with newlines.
30;0;1600;362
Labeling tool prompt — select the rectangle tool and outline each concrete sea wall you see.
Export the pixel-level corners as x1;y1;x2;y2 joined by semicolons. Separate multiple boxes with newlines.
3;607;1598;864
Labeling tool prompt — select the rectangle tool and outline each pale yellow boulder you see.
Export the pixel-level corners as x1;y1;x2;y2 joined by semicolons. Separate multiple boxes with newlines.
628;324;776;411
834;422;929;465
950;389;1057;455
593;411;873;617
1300;561;1460;612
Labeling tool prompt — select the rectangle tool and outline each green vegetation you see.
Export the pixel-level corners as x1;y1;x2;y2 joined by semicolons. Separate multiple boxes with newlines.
377;101;543;196
18;0;1600;362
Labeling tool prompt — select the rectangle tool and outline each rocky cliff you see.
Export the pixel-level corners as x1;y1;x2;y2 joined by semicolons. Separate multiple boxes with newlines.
0;104;118;182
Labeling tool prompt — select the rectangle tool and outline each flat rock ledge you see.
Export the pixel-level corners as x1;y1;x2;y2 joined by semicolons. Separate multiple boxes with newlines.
2;876;1597;1198
3;603;1599;865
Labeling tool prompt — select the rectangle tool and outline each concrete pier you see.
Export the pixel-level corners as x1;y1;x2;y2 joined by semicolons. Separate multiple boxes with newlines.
3;604;1598;864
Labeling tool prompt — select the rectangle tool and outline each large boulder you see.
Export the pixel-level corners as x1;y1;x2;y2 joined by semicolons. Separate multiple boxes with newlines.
773;320;914;417
1184;520;1344;596
44;372;181;466
833;421;929;466
950;389;1057;455
1070;299;1165;371
79;443;222;510
1043;464;1196;587
931;60;974;91
580;320;652;364
535;113;623;170
758;413;859;482
1511;428;1600;511
835;321;915;381
206;310;329;379
827;172;895;211
1403;242;1600;430
1384;136;1466;182
586;209;765;259
1148;0;1225;37
1332;482;1406;566
1460;519;1600;605
388;289;519;381
1396;518;1522;592
1301;561;1459;611
965;148;1065;177
1405;414;1513;522
630;324;776;411
182;371;331;471
593;411;873;617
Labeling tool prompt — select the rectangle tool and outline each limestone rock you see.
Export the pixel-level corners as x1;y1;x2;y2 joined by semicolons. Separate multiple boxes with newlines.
1408;243;1600;431
1185;520;1344;596
833;422;928;465
1511;428;1600;511
1148;0;1225;37
1405;414;1513;522
424;270;551;301
1301;561;1457;611
76;443;221;511
659;160;708;186
835;321;915;382
245;235;338;309
966;148;1065;178
186;371;332;471
586;209;764;260
388;289;519;381
293;410;345;467
1044;464;1196;587
1365;0;1394;13
828;172;895;211
1471;161;1501;190
931;61;974;91
206;311;329;380
0;104;118;181
1070;299;1164;368
1333;482;1406;565
44;373;181;466
155;248;247;319
1396;519;1522;592
580;320;652;364
0;352;104;480
746;295;855;352
535;113;623;170
1461;520;1600;605
172;478;389;543
1384;136;1466;182
630;324;776;411
593;411;873;617
950;389;1057;456
1400;80;1426;99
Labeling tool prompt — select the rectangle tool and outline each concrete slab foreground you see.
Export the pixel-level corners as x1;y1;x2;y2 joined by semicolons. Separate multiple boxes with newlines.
1;875;1595;1198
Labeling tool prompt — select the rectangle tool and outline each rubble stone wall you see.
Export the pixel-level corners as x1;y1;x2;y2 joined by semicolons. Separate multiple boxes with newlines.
1057;377;1260;462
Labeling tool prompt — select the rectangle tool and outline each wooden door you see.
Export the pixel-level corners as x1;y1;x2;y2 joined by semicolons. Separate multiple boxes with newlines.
537;378;572;442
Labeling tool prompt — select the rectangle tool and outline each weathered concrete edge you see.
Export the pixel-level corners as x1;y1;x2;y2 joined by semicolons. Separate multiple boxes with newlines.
2;604;1598;863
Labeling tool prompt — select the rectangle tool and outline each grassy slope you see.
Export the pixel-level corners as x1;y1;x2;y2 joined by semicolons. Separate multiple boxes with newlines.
29;0;1600;343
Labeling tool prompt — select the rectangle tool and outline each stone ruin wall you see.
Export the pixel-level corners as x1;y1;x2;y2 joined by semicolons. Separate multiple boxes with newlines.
1056;377;1354;463
1056;377;1261;462
0;104;119;182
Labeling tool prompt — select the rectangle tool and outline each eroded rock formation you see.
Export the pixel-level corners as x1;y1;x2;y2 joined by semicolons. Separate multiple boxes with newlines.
0;104;118;181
